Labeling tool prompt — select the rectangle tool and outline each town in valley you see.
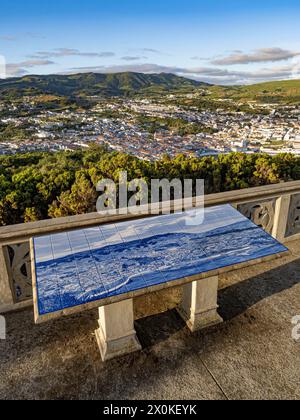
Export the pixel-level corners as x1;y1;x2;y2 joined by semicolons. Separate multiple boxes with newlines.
1;74;300;160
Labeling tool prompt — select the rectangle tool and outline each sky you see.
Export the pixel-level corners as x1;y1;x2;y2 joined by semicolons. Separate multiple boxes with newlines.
0;0;300;85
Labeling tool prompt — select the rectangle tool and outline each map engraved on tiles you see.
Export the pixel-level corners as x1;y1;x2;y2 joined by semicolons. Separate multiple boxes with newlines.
33;205;287;316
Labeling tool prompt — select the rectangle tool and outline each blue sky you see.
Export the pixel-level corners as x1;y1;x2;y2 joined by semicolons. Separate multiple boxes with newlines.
0;0;300;84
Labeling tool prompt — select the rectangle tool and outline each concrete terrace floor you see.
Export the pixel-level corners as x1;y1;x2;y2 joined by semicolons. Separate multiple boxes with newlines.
1;240;300;400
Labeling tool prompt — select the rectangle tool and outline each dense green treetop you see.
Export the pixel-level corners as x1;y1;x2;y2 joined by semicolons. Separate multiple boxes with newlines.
0;146;300;226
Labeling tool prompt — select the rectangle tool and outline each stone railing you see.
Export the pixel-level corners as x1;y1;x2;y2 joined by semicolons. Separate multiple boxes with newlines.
1;180;300;314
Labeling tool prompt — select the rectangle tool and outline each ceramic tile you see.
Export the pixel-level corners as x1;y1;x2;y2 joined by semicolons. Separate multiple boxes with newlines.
34;205;288;316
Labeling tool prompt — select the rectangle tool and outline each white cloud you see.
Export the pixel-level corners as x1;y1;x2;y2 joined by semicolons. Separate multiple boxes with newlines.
0;33;45;42
211;48;300;65
141;48;165;55
4;44;300;85
69;63;184;75
31;48;115;59
121;56;147;61
68;62;300;85
6;59;55;77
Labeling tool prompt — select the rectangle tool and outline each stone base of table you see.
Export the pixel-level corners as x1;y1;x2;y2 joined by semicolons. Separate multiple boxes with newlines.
177;275;223;332
95;325;142;362
177;306;223;332
95;299;142;362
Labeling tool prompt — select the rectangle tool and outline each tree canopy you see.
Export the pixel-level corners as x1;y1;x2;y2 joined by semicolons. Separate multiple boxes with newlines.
0;146;299;226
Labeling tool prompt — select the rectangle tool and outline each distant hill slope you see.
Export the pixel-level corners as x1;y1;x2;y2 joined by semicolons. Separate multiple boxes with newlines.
0;72;206;98
210;79;300;104
1;72;299;103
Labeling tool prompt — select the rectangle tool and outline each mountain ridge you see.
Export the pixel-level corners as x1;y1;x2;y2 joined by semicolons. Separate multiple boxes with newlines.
1;72;300;102
0;72;207;98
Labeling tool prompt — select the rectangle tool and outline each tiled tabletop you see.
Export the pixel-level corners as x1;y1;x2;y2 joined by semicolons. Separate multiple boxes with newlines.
32;204;288;319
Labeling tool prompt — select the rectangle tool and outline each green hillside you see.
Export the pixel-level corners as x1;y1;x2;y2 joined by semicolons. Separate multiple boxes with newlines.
0;72;205;99
210;79;300;104
1;72;300;104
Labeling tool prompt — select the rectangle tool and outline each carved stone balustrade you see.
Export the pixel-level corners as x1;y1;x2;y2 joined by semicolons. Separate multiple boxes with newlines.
1;180;300;313
238;200;276;233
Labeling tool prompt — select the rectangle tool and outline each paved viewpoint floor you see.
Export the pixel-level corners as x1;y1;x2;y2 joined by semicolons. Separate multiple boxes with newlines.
1;241;300;400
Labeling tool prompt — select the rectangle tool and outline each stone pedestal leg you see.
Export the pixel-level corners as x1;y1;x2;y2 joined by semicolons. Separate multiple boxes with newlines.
177;276;223;332
0;246;14;310
95;299;142;362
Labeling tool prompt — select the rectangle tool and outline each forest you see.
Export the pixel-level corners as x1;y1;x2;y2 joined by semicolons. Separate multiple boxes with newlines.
1;146;300;226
